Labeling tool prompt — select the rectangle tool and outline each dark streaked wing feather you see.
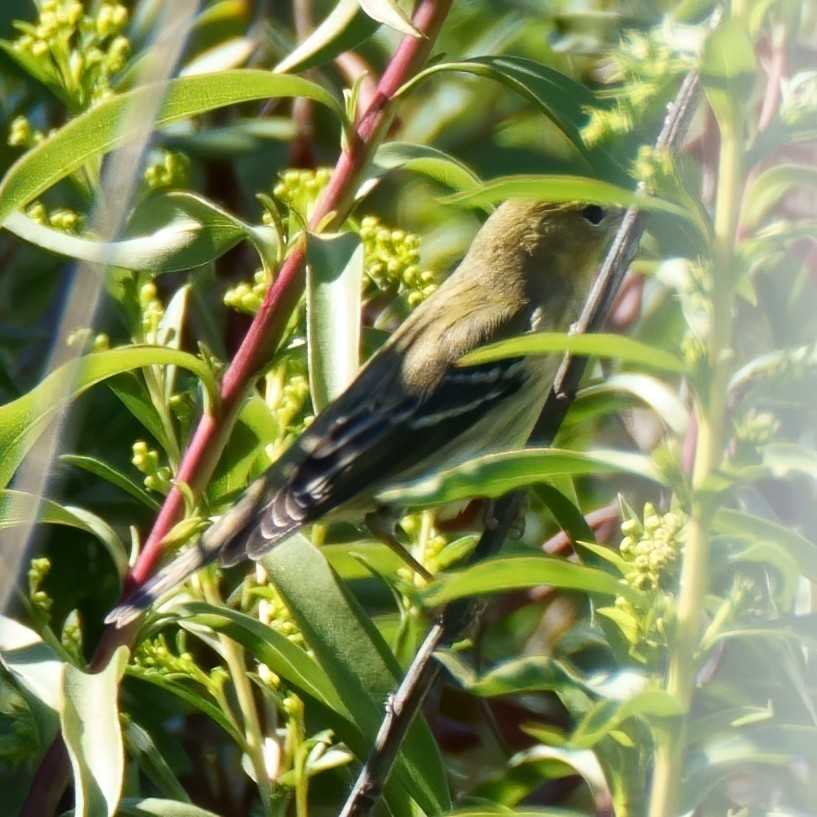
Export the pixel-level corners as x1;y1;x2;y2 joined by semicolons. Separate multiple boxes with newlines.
104;477;274;625
244;355;530;559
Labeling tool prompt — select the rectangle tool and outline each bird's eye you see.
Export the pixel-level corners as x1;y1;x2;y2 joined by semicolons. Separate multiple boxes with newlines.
581;204;605;226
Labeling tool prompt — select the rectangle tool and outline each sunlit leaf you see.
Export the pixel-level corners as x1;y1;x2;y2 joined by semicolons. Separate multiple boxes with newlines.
446;175;691;221
424;555;634;607
583;373;689;436
436;651;593;697
701;19;756;132
743;164;817;229
306;232;364;411
571;690;684;750
358;0;419;36
0;490;129;576
0;346;218;488
117;798;221;817
372;142;482;194
397;56;616;175
462;332;686;374
61;647;129;817
0;616;65;718
0;71;344;222
714;507;817;583
275;0;379;73
762;442;817;481
379;448;664;509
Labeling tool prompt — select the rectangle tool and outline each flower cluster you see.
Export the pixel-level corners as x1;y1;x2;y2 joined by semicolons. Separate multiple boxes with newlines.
132;632;228;696
359;215;438;308
272;371;312;442
582;27;693;147
254;584;305;649
600;499;688;663
60;610;84;663
223;267;269;315
733;408;781;461
138;281;164;341
27;557;53;619
6;0;130;114
132;440;172;495
225;168;438;316
273;166;333;222
620;502;686;593
144;150;190;191
25;201;83;234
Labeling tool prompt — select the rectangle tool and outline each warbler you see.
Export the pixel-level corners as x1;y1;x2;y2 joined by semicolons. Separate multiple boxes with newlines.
107;200;613;626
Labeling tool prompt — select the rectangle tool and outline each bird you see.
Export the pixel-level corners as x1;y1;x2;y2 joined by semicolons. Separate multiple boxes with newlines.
106;199;614;627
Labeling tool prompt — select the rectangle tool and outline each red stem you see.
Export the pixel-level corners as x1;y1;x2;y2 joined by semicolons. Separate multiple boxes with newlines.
130;0;448;589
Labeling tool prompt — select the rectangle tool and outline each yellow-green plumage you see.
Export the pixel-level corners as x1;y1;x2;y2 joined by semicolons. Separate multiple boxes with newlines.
107;200;613;627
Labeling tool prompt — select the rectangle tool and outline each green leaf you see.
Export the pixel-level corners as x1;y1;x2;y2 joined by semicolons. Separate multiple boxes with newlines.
443;809;589;817
0;346;219;489
743;164;817;229
181;37;257;76
260;537;451;815
687;705;774;744
373;142;483;194
306;232;364;411
121;192;252;271
701;19;757;133
358;0;420;36
60;454;161;511
0;615;65;731
275;0;379;73
116;798;221;817
728;343;817;392
424;555;633;607
0;490;129;576
714;507;817;583
480;745;611;816
461;332;686;374
0;70;344;222
61;646;129;817
107;374;168;450
180;601;350;714
378;448;665;509
570;690;685;750
126;671;243;746
397;56;616;174
722;538;800;608
582;373;689;436
3;192;248;271
445;175;690;220
207;395;276;507
123;722;191;804
534;484;594;547
762;441;817;481
682;725;817;814
436;651;593;698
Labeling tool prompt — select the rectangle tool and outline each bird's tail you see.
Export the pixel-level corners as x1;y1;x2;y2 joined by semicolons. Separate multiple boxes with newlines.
104;542;215;627
105;474;293;628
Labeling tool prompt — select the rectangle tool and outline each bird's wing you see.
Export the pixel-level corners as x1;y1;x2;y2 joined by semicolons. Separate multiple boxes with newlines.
244;353;532;559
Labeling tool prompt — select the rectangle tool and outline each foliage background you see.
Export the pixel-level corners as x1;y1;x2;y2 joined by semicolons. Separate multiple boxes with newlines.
0;1;816;817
